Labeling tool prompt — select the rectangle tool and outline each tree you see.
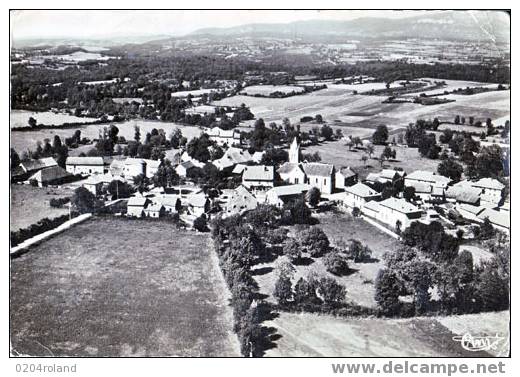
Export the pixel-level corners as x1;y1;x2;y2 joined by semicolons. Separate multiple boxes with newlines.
152;160;179;188
293;277;319;307
439;129;454;144
473;145;504;179
273;274;293;306
187;133;214;162
10;148;20;169
28;116;37;128
71;187;98;214
403;186;416;202
437;157;464;181
323;251;350;276
133;174;150;193
347;239;372;262
479;217;495;240
317;277;346;305
107;180;133;199
382;146;394;161
315;114;323;123
283;238;302;263
284;197;312;225
374;269;402;316
193;216;208;232
134;125;141;143
365;143;375;158
454;115;460;125
361;155;368;167
320;124;333;140
305;187;321;207
372;125;389;145
298;227;330;257
260;148;288;166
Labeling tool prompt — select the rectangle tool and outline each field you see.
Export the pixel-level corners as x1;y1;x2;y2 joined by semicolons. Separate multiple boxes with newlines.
10;110;100;129
10;119;202;155
215;82;510;132
301;140;440;180
253;210;401;308
240;85;305;96
10;184;72;231
264;311;509;357
10;217;240;356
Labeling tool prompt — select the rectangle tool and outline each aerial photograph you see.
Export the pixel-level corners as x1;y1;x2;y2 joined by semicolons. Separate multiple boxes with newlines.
9;9;510;358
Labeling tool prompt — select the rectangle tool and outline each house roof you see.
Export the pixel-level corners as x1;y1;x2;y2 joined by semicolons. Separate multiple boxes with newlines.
267;184;311;198
345;182;380;198
144;203;164;212
142;159;162;169
213;147;253;169
337;167;357;178
472;178;505;191
243;165;274;181
478;208;510;229
21;157;57;172
158;195;181;207
302;163;334;177
232;164;247;174
29;165;71;183
277;162;303;175
457;203;487;216
207;127;240;139
125;158;146;166
226;185;258;212
446;185;481;204
380;169;404;180
363;200;381;213
128;197;148;207
252;151;265;163
186;194;208;207
379;197;421;214
365;173;381;183
178;161;196;170
406;170;451;185
406;180;432;194
66;156;104;166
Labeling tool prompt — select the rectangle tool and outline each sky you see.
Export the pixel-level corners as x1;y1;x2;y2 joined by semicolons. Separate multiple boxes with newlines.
10;10;436;40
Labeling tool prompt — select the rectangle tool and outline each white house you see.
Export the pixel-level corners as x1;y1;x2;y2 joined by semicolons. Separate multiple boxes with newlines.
20;157;57;175
82;175;104;196
142;159;162;179
66;157;105;175
156;195;182;213
335;166;357;189
342;182;381;209
265;184;311;208
186;194;210;216
127;197;149;217
176;161;197;177
405;170;451;190
471;178;505;206
242;165;275;190
363;197;423;231
277;163;306;185
28;165;71;187
206;127;241;146
143;203;164;218
212;147;253;171
477;208;510;233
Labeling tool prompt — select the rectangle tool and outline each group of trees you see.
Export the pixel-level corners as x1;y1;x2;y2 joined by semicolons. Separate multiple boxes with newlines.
18;134;69;167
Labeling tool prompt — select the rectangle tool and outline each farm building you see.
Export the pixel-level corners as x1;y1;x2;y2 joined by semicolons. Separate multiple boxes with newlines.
28;165;72;187
65;156;105;175
176;161;197;177
242;165;275;190
123;158;147;179
206;127;241;147
445;184;481;205
477;208;510;233
127;197;150;217
363;197;423;231
20;157;58;175
82;175;104;196
265;184;311;208
155;195;182;214
142;159;162;179
225;185;258;215
456;203;487;222
277;163;306;185
341;182;381;209
232;164;248;175
405;170;451;191
365;169;405;185
335;167;358;189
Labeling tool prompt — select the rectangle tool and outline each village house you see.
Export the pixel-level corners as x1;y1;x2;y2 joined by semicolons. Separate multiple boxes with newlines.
175;161;197;178
363;197;423;231
13;157;58;181
265;184;311;208
405;170;451;191
142;159;162;179
445;184;481;206
242;165;275;191
341;182;381;209
65;156;105;175
365;169;405;185
471;178;505;206
127;197;150;217
206;126;241;147
143;203;165;218
335;167;358;189
212;147;253;171
82;175;104;196
28;165;72;187
478;208;510;233
185;194;211;217
456;203;487;222
156;195;182;214
180;151;205;168
224;185;258;215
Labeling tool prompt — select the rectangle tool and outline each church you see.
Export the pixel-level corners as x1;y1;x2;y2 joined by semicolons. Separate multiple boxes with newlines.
277;138;336;194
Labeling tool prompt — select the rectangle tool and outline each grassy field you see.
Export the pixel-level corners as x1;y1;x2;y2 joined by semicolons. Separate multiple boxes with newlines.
240;85;305;96
10;110;99;129
301;140;440;180
253;210;401;308
10;120;201;156
10;184;72;231
10;217;240;356
264;311;509;357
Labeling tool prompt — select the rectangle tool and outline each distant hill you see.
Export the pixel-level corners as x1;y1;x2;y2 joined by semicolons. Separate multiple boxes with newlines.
188;11;510;43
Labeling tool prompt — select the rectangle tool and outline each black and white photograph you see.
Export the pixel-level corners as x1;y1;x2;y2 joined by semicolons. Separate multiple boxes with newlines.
7;6;511;369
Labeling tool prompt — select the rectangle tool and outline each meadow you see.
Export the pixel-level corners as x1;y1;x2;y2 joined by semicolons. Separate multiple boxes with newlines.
10;217;240;357
240;85;305;96
10;109;100;129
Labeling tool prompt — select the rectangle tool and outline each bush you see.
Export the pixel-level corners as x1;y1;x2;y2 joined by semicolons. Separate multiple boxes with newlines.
49;197;70;208
265;228;288;245
323;252;350;275
317;277;346;305
347;239;373;262
10;213;78;247
297;226;330;257
193;216;208;232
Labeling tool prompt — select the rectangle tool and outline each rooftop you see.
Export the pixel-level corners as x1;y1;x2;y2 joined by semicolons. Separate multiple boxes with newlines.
267;184;311;197
345;182;380;198
379;197;422;214
302;163;334;177
66;156;104;166
243;165;274;181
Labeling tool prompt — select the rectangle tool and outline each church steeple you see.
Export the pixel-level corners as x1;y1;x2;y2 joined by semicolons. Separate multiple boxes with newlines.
289;137;300;164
